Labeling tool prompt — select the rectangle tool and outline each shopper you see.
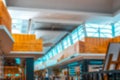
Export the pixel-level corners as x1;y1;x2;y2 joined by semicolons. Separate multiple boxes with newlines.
45;72;49;80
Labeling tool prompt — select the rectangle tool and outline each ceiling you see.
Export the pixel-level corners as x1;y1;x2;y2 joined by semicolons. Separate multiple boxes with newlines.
32;23;78;53
6;0;120;23
113;0;120;12
6;0;113;13
4;0;120;56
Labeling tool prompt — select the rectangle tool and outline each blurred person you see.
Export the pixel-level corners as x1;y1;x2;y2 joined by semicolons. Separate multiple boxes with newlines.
45;72;49;80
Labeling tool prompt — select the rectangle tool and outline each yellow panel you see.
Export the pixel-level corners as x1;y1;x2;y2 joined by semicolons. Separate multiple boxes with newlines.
12;34;36;42
12;34;43;52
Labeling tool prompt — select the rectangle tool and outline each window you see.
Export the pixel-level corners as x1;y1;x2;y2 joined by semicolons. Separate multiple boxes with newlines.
48;52;52;59
54;47;58;55
12;19;29;34
56;43;63;53
62;35;71;49
77;26;85;40
71;29;79;43
114;21;120;36
52;49;56;56
86;23;112;38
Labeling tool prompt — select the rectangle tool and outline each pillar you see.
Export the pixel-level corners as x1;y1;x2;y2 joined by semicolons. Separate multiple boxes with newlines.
81;60;89;72
26;58;34;80
111;23;115;37
0;54;4;79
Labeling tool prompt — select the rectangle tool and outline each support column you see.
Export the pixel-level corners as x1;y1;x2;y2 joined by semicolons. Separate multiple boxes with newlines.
81;60;89;72
0;54;4;79
80;60;89;80
111;23;115;37
26;58;34;80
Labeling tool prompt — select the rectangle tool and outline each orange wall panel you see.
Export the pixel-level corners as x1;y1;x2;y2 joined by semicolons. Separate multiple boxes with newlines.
83;37;110;53
0;1;11;32
58;36;120;61
12;34;43;52
12;34;36;42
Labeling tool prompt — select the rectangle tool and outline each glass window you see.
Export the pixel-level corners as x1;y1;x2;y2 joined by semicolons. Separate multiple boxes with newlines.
46;55;49;61
100;29;112;33
71;29;79;43
86;23;112;38
79;34;85;41
114;21;120;36
54;46;58;55
42;57;46;62
47;52;50;58
77;26;85;40
62;36;71;49
86;28;98;32
100;33;111;38
52;49;56;56
56;43;63;53
49;51;53;58
12;19;29;34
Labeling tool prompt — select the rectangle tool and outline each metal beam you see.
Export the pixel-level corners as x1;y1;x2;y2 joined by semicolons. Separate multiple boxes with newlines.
32;18;82;25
